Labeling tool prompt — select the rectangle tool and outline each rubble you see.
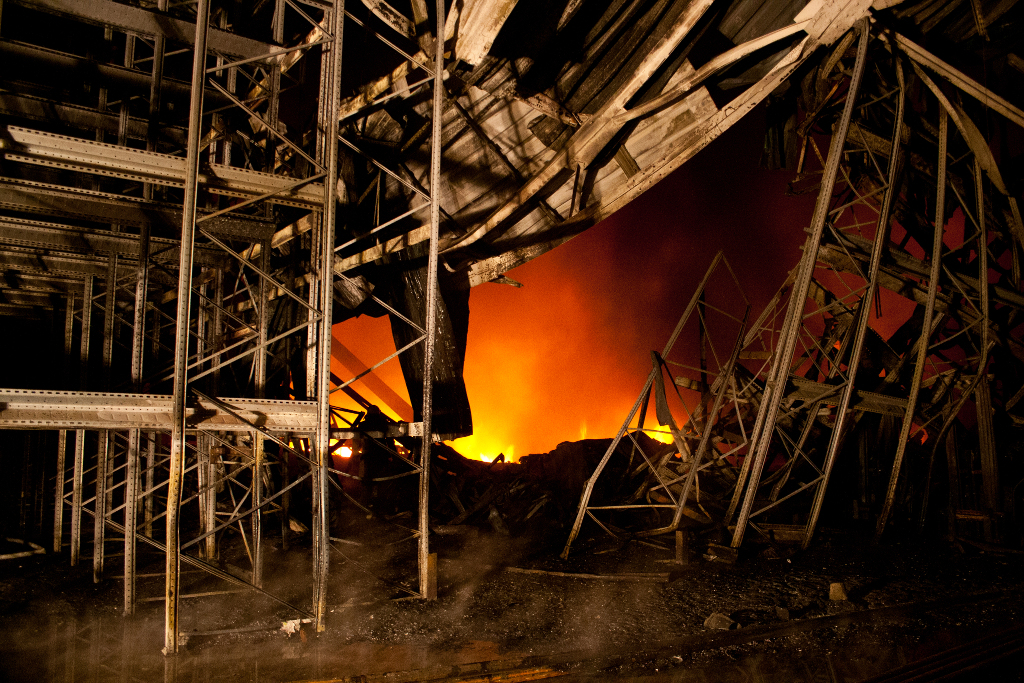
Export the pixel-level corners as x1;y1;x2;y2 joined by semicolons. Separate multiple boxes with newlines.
705;544;740;564
427;434;675;537
703;613;738;630
829;582;849;602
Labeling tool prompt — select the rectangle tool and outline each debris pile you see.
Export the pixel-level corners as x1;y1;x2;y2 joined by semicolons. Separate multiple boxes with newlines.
428;434;677;535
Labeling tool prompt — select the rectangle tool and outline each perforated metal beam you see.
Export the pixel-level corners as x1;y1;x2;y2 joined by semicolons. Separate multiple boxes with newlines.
0;389;318;432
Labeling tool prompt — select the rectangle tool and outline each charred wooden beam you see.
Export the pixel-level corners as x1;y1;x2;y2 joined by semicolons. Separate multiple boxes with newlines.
382;254;472;440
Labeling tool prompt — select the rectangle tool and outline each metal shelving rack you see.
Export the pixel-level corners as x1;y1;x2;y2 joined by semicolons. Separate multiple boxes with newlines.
0;0;448;653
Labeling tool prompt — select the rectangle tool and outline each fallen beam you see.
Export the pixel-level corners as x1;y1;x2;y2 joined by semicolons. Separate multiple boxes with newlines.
895;33;1024;130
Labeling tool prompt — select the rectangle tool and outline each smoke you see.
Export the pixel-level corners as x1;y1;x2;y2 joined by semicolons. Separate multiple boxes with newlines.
331;106;844;462
454;105;817;460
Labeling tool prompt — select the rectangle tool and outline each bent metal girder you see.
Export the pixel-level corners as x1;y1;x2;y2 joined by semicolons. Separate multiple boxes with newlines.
563;17;1024;556
723;28;1024;549
562;252;751;558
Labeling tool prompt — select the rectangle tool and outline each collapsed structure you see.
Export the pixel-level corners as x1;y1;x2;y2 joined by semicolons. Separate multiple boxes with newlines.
0;0;1022;655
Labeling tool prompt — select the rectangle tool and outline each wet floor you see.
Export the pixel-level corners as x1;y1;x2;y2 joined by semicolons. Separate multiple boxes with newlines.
6;586;1024;682
3;533;1024;682
8;610;1024;682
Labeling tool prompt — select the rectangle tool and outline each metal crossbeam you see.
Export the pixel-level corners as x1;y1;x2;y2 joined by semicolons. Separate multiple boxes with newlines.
10;0;278;60
2;126;325;209
0;389;318;432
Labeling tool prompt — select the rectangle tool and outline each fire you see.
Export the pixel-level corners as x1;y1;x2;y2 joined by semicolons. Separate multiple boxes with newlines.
319;110;820;465
450;117;810;461
646;427;676;445
339;445;353;458
449;433;514;463
453;232;662;461
329;317;414;425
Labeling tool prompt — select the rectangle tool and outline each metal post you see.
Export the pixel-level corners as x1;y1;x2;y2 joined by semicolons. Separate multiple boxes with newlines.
973;158;998;540
209;271;223;561
251;431;264;585
55;431;67;553
220;11;236;165
875;107;948;537
94;251;118;582
55;292;75;553
93;431;109;581
730;20;870;548
418;0;445;601
123;424;139;614
212;268;224;392
151;302;161;359
267;0;285;170
130;0;164;603
125;178;151;615
147;0;167;166
96;31;134;585
197;436;216;561
195;282;215;563
252;242;270;587
802;60;906;548
280;446;290;550
35;434;45;537
144;433;155;537
312;0;345;631
252;0;284;589
20;435;32;536
72;275;93;566
164;0;210;655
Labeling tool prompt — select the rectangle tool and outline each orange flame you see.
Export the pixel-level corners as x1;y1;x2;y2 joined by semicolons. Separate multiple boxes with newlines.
326;112;821;462
646;428;675;445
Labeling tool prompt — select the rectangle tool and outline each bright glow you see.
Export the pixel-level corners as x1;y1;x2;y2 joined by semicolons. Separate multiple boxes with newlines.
647;428;675;445
450;433;515;463
339;446;353;458
328;317;414;426
579;421;588;440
